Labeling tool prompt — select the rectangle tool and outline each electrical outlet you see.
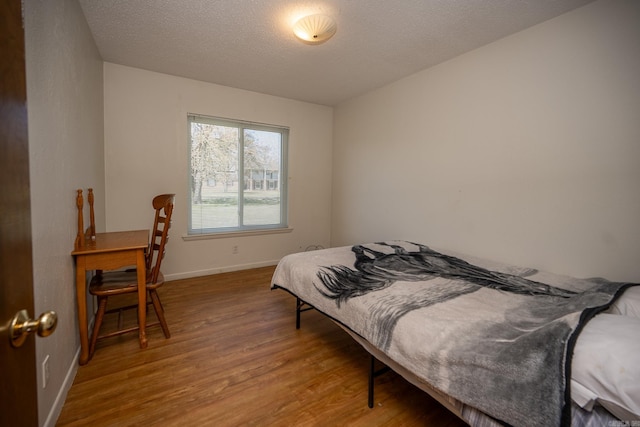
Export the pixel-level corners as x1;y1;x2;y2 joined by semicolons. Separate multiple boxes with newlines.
42;355;50;389
232;245;239;254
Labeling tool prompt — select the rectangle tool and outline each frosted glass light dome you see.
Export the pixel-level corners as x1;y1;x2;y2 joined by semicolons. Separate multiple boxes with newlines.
293;14;337;45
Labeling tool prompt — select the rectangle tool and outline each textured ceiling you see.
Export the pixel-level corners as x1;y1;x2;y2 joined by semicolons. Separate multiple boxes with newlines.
78;0;595;106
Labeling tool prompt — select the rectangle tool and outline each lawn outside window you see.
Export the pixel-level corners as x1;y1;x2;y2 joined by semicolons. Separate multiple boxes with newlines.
188;114;289;236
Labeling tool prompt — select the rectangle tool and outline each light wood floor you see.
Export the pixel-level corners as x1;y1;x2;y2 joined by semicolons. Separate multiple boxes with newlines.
56;266;467;427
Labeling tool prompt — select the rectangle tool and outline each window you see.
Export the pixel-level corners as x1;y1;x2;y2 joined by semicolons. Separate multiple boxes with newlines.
188;114;288;235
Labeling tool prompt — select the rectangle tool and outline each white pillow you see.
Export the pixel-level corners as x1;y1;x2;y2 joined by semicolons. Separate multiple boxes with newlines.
606;285;640;318
571;313;640;421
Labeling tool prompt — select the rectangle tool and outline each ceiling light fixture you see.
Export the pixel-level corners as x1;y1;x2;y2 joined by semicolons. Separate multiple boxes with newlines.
292;14;337;45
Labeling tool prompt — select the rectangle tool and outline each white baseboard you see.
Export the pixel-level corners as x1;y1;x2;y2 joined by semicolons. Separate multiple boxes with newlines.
164;259;280;281
42;347;79;427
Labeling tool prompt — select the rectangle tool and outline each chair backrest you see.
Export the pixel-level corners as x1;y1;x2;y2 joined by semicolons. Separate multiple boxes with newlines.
86;188;96;239
74;188;96;249
75;189;85;249
147;194;175;283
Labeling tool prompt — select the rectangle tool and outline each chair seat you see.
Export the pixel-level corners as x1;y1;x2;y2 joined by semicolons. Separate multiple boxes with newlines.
90;269;165;295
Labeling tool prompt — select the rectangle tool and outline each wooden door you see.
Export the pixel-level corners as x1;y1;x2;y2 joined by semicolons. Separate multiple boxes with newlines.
0;1;39;425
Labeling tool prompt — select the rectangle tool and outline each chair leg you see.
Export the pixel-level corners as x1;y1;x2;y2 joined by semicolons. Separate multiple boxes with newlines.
149;289;170;338
89;296;108;358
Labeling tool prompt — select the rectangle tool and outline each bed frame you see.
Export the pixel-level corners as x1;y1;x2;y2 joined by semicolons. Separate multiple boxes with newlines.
296;298;389;408
293;297;478;424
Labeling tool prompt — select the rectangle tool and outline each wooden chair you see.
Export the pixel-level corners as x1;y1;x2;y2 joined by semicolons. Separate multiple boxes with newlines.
88;194;175;357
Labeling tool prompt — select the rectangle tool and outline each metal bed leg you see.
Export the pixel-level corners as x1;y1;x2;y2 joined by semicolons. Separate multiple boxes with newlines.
368;354;391;409
295;297;314;329
294;296;390;410
296;297;391;408
368;354;375;408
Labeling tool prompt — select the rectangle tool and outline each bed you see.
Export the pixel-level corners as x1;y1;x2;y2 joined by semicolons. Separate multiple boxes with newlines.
270;241;640;427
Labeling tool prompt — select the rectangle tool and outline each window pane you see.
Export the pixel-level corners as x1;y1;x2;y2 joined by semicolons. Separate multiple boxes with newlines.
188;114;288;235
190;122;239;229
243;129;281;226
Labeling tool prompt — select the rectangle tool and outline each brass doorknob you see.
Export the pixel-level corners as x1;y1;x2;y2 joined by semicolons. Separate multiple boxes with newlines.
9;309;58;348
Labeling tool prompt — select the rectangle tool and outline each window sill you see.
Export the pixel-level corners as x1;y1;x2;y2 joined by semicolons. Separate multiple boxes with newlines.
182;227;293;241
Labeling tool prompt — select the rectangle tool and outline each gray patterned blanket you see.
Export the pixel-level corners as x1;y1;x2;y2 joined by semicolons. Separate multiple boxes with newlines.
271;241;635;427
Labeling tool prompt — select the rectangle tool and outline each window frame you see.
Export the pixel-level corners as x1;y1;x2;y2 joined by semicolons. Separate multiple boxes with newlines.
187;113;289;236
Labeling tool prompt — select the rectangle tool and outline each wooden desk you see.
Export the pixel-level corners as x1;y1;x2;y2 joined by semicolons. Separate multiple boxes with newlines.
71;230;149;365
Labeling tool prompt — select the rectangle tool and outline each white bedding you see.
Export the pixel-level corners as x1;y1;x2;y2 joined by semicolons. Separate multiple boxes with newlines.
607;286;640;317
571;285;640;421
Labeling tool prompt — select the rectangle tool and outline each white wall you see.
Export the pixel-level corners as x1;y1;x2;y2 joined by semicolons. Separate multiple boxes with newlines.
332;0;640;281
103;64;333;278
25;0;105;425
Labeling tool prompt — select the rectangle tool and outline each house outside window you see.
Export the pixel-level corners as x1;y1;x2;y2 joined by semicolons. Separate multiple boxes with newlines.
188;114;288;235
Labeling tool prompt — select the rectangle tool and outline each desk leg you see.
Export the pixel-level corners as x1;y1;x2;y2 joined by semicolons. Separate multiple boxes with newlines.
75;259;89;365
137;249;148;349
